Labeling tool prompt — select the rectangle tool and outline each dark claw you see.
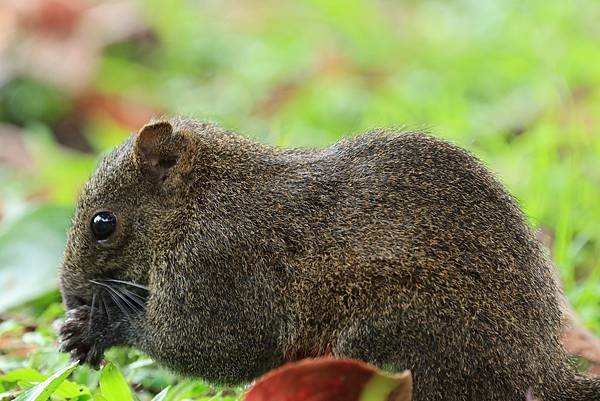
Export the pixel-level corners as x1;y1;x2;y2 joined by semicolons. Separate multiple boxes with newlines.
59;335;81;353
70;350;89;365
87;346;104;369
58;320;84;340
58;327;76;341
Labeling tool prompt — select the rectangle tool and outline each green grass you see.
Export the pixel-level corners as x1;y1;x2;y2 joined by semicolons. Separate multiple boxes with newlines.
1;0;600;399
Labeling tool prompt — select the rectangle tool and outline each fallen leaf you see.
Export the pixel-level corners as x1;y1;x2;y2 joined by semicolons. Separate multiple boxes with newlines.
0;333;37;358
562;323;600;375
22;0;85;37
0;123;34;171
243;358;412;401
2;0;149;94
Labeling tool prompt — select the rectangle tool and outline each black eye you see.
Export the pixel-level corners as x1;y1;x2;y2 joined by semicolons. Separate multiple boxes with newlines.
91;211;117;241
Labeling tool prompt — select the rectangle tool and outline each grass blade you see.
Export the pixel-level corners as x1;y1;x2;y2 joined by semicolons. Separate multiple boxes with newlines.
13;361;79;401
150;387;170;401
99;362;133;401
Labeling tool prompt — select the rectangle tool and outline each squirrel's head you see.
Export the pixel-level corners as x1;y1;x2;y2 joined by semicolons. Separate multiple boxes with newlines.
59;118;210;314
58;118;280;371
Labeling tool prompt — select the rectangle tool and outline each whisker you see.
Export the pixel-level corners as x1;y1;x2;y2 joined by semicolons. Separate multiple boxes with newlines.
119;287;146;309
119;286;145;301
112;286;141;313
89;280;108;319
100;294;111;321
103;278;149;291
91;280;131;319
89;292;97;329
115;283;145;299
107;288;131;319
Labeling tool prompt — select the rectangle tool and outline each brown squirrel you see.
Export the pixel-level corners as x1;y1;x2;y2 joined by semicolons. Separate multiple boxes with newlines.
58;117;600;401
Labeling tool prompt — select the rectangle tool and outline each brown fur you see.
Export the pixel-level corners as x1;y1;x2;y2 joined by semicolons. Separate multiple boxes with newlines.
58;117;600;401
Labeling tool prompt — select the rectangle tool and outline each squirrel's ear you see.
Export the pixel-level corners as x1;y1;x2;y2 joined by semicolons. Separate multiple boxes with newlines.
134;121;189;184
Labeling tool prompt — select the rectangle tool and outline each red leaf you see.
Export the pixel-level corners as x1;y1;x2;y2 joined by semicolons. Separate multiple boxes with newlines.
243;358;412;401
28;0;85;36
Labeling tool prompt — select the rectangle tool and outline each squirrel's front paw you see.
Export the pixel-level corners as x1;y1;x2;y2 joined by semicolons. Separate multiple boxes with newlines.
58;306;105;368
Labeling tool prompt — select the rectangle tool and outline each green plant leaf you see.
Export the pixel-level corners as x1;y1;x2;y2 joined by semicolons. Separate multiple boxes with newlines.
150;387;170;401
99;362;133;401
0;205;72;312
13;361;78;401
0;368;45;383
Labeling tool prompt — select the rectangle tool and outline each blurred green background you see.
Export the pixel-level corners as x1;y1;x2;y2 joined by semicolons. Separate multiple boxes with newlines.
1;0;599;399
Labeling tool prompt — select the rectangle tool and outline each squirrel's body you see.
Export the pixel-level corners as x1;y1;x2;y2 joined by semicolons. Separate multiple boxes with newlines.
59;118;600;401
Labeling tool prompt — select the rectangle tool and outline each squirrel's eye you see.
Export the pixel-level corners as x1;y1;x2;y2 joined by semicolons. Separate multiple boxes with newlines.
91;211;117;241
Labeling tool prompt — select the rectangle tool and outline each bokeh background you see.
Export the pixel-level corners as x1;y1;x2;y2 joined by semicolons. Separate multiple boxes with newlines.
1;0;599;399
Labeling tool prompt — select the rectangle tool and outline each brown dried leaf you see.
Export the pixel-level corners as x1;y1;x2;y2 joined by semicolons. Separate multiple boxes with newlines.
0;331;37;358
562;323;600;375
0;123;34;171
2;0;149;94
77;91;163;130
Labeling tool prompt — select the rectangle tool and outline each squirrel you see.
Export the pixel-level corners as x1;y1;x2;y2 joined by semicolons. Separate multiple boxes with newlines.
58;117;600;401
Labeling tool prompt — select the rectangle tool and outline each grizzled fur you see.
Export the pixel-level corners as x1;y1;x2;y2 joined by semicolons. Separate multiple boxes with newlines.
59;117;600;401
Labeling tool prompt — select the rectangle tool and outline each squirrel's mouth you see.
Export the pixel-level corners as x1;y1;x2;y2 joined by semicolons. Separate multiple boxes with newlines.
58;278;149;368
62;277;149;319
